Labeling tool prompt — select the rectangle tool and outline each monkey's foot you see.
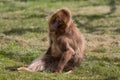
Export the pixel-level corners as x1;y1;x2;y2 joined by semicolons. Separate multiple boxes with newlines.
17;67;33;72
65;70;73;74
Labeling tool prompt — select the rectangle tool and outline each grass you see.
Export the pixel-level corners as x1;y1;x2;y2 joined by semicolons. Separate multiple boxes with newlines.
0;0;120;80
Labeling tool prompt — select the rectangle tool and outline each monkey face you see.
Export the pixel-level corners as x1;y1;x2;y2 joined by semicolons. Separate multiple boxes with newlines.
49;9;71;32
51;17;66;30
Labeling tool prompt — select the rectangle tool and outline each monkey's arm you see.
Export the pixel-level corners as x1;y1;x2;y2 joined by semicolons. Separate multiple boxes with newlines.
56;50;73;72
56;38;74;73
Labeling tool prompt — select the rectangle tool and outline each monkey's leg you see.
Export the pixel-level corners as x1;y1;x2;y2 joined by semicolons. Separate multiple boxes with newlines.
17;67;33;72
18;58;45;72
56;51;73;73
42;56;59;72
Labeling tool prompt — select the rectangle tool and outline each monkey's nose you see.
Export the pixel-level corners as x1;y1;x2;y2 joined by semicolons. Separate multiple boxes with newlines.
53;22;58;29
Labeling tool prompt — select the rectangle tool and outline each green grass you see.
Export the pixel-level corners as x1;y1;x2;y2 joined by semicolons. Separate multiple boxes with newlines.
0;0;120;80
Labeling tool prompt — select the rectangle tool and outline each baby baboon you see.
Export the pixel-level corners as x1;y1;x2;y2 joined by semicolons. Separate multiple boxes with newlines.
18;8;85;73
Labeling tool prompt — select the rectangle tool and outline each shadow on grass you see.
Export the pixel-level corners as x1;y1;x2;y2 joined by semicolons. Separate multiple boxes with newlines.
0;50;39;64
24;13;47;19
2;13;48;20
73;0;116;20
0;50;20;61
3;27;47;35
86;55;120;63
73;0;117;33
5;66;21;71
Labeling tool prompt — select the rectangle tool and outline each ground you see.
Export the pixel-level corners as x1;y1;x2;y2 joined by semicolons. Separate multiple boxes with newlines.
0;0;120;80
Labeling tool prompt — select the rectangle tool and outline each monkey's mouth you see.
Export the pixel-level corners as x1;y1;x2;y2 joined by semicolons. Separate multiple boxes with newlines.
52;23;63;30
53;22;59;29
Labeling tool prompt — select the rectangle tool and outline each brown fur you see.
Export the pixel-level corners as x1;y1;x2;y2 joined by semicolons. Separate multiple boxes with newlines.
17;8;85;73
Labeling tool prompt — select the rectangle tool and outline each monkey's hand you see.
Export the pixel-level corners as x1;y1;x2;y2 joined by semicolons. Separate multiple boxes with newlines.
65;70;73;74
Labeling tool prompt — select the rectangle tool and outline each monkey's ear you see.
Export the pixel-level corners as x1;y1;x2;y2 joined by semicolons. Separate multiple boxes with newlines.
60;8;71;19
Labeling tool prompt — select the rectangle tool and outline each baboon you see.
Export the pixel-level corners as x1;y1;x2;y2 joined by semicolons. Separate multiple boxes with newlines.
18;8;85;73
